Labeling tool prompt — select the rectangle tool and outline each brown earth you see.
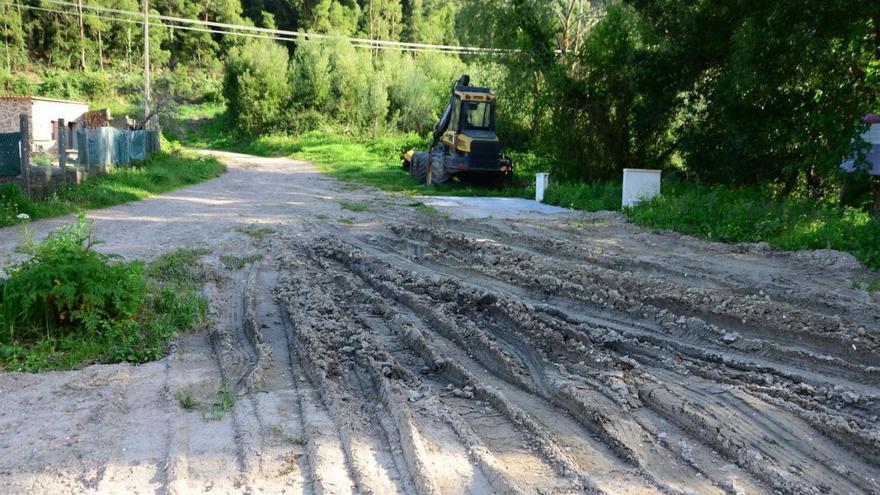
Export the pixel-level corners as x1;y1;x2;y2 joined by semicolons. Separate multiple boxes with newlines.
0;150;878;495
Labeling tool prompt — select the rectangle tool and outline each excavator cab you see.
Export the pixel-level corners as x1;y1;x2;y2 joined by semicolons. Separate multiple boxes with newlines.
403;75;512;186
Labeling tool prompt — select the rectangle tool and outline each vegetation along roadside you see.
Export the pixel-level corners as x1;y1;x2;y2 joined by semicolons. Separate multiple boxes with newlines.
0;217;211;372
0;152;226;228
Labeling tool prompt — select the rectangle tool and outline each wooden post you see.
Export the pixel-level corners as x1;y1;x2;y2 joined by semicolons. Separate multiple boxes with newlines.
19;113;30;196
58;118;67;184
81;127;90;172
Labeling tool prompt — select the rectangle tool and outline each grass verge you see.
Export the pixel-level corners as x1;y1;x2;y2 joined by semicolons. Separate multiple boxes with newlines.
0;152;226;227
0;219;211;372
545;180;880;270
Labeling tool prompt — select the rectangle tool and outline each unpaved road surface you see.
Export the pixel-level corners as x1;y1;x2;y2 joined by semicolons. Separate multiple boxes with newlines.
1;151;879;495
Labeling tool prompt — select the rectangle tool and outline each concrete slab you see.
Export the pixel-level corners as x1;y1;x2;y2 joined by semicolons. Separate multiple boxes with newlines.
416;195;574;219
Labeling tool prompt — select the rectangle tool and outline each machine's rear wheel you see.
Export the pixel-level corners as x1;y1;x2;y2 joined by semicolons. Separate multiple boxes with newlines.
427;153;451;186
411;154;428;182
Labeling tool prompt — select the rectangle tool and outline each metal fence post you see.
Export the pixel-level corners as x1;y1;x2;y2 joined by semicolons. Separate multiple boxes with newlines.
19;113;30;196
58;118;67;185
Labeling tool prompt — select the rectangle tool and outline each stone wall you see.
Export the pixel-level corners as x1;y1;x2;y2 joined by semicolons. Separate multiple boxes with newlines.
0;165;95;199
0;98;31;143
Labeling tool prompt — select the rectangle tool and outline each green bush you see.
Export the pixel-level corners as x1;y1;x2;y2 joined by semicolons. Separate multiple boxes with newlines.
37;70;115;100
224;39;290;134
626;184;880;269
0;70;34;96
0;215;145;340
0;183;36;225
0;221;211;371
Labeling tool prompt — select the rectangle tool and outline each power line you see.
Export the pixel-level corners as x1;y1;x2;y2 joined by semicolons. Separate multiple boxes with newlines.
39;0;505;55
5;2;476;53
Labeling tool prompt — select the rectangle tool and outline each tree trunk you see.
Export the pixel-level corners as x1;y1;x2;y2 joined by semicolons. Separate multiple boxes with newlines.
77;0;86;70
872;176;880;220
98;28;103;71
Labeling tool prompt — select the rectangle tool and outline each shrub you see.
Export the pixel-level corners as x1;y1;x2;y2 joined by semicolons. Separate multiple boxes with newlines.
0;215;146;341
224;39;290;134
0;221;211;371
0;70;34;96
36;70;115;100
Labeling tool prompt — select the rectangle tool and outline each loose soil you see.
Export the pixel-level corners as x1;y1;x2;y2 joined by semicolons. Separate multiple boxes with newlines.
1;151;878;495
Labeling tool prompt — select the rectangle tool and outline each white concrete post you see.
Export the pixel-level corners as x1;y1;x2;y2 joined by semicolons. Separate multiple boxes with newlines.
536;173;550;203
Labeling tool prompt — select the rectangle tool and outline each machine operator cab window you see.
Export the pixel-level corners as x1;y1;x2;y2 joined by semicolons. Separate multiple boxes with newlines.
460;101;494;131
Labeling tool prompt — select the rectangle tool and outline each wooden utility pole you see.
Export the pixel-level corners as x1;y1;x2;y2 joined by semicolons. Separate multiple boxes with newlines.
143;0;151;129
57;118;67;185
19;113;29;196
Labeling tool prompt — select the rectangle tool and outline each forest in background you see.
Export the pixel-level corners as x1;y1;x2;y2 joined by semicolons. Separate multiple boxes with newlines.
0;0;878;209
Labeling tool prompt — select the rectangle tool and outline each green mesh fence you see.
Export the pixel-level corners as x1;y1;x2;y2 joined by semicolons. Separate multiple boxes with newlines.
78;128;160;167
0;131;21;177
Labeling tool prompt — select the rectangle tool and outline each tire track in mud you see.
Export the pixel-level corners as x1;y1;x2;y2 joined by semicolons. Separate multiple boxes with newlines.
275;244;586;494
384;224;880;419
308;234;758;495
392;224;880;368
284;223;880;495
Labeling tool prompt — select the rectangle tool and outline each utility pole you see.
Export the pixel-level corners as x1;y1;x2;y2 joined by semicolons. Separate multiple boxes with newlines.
143;0;151;129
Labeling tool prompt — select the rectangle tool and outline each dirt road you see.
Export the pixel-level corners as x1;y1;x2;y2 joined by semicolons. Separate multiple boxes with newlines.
1;151;878;495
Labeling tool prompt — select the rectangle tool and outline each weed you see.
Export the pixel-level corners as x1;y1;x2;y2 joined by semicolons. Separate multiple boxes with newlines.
409;202;446;218
0;227;210;372
147;248;210;284
235;224;275;240
315;214;330;220
337;216;354;224
220;254;261;270
339;200;371;212
176;389;198;410
866;279;879;293
269;424;307;446
202;384;235;421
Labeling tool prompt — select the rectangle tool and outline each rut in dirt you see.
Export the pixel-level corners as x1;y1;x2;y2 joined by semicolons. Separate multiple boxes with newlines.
260;216;879;495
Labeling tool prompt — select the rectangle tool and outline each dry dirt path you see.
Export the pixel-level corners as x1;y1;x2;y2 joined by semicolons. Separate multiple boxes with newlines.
1;150;878;495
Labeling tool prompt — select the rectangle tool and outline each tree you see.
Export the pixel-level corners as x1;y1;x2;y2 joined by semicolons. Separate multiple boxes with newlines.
224;39;290;133
0;2;25;71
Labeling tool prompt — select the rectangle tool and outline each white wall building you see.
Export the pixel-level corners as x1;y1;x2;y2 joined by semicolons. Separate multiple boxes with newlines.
0;96;89;151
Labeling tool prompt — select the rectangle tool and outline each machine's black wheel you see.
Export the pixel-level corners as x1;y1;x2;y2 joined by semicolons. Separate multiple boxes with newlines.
410;154;427;182
427;153;451;186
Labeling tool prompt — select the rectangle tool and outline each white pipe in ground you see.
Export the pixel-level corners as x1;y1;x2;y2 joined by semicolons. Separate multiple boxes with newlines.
535;173;550;203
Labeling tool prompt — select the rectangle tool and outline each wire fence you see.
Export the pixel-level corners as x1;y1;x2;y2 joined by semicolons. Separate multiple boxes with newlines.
0;132;21;177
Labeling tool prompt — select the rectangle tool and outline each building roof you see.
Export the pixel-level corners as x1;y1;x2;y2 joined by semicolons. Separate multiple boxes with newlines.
0;96;89;105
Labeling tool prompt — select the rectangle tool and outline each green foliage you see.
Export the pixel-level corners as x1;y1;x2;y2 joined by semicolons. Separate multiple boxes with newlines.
202;384;236;421
37;70;115;101
543;181;623;212
224;39;290;134
176;389;198;410
0;231;211;372
539;180;880;269
338;200;370;212
0;153;226;228
0;70;33;95
219;254;261;270
0;215;145;340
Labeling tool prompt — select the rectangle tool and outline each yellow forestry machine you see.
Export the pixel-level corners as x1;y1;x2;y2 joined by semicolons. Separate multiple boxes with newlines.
402;75;512;186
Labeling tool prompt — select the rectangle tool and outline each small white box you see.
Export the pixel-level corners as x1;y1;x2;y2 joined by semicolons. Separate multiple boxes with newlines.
536;173;550;203
622;168;661;208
